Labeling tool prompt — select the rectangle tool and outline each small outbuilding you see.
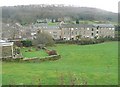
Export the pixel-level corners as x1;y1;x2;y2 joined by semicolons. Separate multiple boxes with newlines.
0;40;14;59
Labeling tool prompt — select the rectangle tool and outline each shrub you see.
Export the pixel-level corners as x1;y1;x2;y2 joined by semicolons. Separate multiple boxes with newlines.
45;49;57;56
55;38;105;45
48;50;57;55
32;30;55;47
55;40;78;44
21;40;32;47
14;41;22;47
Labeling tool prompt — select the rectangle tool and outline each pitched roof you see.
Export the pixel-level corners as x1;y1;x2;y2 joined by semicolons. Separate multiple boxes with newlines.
34;23;60;30
92;24;114;28
60;24;93;28
42;25;60;30
0;40;14;46
0;40;6;43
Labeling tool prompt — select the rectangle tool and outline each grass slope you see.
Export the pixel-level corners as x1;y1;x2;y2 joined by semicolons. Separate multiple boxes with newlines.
20;47;48;58
2;42;118;85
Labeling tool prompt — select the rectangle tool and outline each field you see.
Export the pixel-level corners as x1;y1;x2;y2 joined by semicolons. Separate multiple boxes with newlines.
2;42;118;85
20;47;48;58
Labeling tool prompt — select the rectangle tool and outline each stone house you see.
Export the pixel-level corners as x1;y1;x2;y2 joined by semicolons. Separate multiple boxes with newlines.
60;24;93;40
36;24;61;40
60;24;115;40
92;24;115;38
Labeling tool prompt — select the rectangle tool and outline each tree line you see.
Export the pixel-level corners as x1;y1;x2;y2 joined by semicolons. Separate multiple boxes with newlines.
1;5;117;25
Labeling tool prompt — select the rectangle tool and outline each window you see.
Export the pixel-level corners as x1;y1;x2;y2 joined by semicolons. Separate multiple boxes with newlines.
71;28;74;30
71;38;74;40
92;28;94;31
91;33;94;36
63;37;66;40
96;31;98;33
86;36;89;38
112;28;115;30
97;26;99;29
96;34;98;35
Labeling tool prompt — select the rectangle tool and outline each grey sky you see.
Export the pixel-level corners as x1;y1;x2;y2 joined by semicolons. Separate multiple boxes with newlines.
0;0;119;13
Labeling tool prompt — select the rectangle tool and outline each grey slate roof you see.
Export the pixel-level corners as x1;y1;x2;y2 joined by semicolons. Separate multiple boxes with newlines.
60;24;93;28
34;23;60;30
92;24;115;28
33;23;115;30
42;25;60;30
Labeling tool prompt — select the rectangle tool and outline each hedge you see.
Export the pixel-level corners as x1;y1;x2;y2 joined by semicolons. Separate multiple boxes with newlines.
21;40;32;47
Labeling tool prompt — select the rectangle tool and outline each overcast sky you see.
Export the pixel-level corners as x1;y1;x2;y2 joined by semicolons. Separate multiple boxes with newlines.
0;0;120;13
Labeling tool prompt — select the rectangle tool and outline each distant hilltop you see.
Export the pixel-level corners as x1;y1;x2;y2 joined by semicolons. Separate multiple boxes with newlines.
2;4;75;8
1;4;117;25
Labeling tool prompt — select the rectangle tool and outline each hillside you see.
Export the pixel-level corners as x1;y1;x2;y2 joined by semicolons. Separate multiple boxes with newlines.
1;4;117;25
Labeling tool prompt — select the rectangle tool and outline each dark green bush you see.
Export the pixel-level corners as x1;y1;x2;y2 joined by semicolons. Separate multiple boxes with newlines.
55;36;118;45
21;40;32;47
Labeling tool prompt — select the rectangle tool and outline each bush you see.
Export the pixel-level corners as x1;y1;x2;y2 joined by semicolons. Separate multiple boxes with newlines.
55;40;78;44
48;50;57;56
32;30;55;47
14;41;22;47
98;36;118;41
21;40;32;47
45;49;57;56
55;38;105;45
78;38;104;45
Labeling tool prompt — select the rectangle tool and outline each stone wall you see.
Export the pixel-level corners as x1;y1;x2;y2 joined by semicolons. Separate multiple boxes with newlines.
22;55;61;63
2;54;61;63
2;46;12;58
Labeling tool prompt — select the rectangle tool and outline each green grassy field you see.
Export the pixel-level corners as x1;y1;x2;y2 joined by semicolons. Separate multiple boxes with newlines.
0;61;2;86
2;42;118;85
20;47;48;58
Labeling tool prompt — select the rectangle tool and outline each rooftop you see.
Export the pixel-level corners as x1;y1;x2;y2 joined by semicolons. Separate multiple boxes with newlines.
0;40;14;46
60;24;93;28
92;24;115;28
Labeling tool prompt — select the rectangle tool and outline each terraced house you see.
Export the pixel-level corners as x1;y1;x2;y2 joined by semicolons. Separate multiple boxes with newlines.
61;24;115;40
3;23;114;41
35;23;115;40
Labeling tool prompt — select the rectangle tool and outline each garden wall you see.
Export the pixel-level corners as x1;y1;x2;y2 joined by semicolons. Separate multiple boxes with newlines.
3;54;61;63
2;46;12;58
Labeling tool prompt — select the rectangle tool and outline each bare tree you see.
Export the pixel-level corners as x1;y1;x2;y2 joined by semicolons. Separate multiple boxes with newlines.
32;30;55;47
